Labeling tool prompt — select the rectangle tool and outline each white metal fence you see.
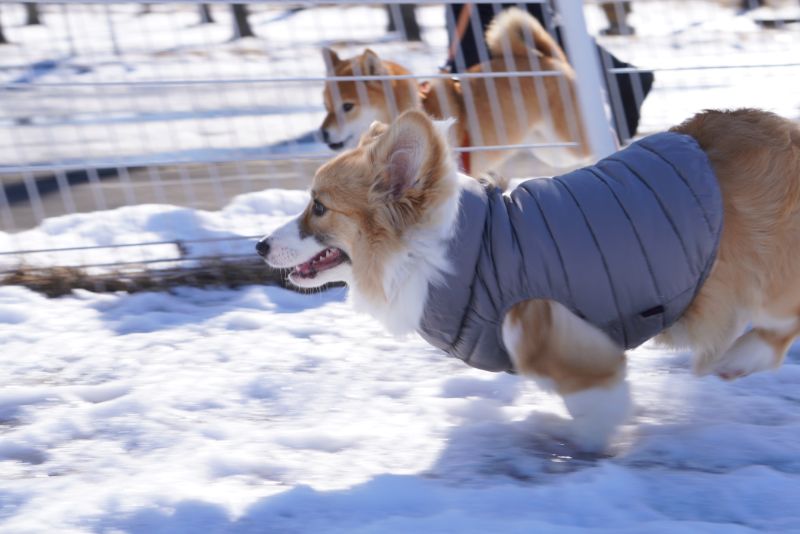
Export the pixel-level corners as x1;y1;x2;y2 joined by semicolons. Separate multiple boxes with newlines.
1;1;798;287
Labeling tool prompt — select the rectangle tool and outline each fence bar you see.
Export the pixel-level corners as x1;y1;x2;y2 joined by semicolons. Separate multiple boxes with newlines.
554;0;618;158
0;234;261;258
13;0;546;5
1;70;568;90
0;141;580;176
0;253;260;274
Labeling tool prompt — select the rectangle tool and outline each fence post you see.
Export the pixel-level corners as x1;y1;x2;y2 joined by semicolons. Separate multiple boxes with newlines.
553;0;617;159
0;5;8;45
104;4;121;57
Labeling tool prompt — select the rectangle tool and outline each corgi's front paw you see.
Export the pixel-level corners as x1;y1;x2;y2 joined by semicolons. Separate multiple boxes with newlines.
562;379;632;453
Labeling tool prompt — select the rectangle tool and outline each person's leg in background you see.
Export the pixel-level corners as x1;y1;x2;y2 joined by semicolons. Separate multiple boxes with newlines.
386;4;422;42
444;3;554;72
600;2;635;36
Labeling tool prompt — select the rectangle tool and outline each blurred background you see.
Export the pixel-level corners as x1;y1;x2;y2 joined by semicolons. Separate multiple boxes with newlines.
0;0;798;288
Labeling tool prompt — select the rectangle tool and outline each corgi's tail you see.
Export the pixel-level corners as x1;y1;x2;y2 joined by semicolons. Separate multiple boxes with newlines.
485;7;568;64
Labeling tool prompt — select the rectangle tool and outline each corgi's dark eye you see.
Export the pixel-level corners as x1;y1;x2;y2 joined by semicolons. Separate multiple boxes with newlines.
342;102;354;112
313;200;327;216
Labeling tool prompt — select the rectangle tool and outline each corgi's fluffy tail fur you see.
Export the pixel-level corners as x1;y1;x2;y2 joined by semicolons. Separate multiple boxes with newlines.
485;7;568;64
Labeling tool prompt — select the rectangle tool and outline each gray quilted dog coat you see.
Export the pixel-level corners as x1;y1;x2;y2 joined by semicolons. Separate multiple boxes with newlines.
417;132;723;372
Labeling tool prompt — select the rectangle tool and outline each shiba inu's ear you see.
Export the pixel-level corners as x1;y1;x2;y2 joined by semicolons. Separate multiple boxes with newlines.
361;49;388;77
370;111;433;200
322;47;342;75
358;120;389;147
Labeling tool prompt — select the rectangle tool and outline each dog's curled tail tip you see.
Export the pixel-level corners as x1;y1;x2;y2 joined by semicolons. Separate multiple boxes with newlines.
485;7;567;64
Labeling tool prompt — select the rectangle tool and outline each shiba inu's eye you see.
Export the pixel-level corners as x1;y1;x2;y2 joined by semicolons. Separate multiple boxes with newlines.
342;103;354;113
313;200;327;217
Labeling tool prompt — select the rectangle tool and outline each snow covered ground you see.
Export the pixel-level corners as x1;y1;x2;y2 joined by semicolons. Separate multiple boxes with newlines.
2;189;800;533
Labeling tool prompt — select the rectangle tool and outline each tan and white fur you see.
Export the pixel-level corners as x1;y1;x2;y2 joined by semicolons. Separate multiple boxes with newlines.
261;108;800;453
319;8;592;176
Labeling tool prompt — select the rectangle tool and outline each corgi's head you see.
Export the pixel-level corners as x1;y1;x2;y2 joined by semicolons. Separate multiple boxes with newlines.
260;110;462;334
320;48;420;152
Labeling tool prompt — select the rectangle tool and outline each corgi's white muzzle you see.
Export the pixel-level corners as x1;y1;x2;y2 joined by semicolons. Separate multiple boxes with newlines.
257;217;351;288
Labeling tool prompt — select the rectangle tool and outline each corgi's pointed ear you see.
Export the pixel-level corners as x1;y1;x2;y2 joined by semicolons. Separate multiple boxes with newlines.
371;111;433;200
433;117;456;144
361;49;387;76
322;47;342;74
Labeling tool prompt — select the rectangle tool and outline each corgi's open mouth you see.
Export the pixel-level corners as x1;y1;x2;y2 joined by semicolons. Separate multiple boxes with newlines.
290;247;349;280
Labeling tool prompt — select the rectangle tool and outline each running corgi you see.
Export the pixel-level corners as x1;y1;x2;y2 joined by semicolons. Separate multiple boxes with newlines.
261;108;800;452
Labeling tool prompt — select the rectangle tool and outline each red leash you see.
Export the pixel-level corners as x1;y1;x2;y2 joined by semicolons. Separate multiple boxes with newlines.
460;130;471;174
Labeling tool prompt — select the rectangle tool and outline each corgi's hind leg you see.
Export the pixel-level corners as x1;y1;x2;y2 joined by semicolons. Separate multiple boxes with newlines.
710;316;800;380
663;275;750;376
502;300;631;452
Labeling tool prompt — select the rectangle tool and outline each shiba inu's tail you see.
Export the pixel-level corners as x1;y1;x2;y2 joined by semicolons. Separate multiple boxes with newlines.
486;7;568;64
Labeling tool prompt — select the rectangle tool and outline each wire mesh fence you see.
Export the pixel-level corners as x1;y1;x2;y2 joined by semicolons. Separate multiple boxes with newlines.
0;1;798;292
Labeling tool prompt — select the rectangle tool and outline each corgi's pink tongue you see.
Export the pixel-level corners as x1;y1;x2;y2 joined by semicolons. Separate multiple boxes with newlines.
294;248;344;278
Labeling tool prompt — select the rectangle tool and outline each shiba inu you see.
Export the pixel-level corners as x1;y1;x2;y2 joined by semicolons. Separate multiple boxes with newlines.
319;8;592;177
260;108;800;452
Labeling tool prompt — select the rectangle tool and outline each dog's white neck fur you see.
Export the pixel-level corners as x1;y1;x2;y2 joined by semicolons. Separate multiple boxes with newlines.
350;171;474;336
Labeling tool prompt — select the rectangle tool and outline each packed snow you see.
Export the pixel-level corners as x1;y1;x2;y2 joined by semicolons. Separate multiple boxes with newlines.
2;188;800;533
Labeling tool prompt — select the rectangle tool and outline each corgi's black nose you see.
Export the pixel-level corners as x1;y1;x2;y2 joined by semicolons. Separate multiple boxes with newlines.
255;238;270;258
